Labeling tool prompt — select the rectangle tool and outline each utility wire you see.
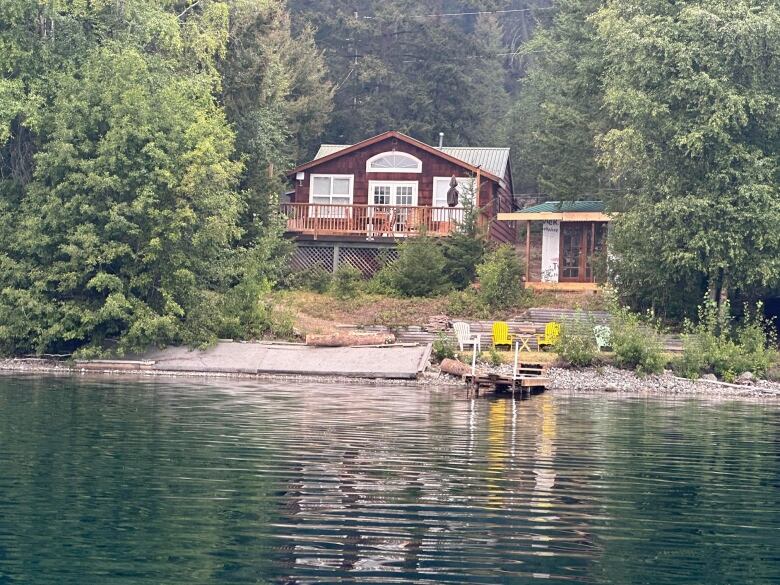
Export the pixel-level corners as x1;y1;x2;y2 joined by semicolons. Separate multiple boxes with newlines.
360;7;552;20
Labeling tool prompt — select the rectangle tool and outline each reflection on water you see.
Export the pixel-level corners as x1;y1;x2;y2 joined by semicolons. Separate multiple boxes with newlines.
0;376;779;584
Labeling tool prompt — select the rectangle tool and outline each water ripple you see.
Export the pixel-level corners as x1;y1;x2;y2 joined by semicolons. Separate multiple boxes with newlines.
0;376;779;584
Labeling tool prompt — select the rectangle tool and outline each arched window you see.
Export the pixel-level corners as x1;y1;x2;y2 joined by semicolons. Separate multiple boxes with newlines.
366;151;422;173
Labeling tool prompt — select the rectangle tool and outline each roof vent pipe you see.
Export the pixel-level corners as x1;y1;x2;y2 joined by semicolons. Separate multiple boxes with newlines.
438;132;444;148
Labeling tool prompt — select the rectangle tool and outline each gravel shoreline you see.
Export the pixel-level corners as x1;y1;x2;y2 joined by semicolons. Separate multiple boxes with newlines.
424;361;780;400
3;358;780;399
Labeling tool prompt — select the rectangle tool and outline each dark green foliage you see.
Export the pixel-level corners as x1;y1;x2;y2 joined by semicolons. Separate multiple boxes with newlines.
554;314;598;367
330;265;362;300
0;1;308;356
512;0;780;320
441;185;487;290
287;2;516;146
292;266;333;293
476;245;525;311
597;1;780;316
0;41;242;356
376;237;450;298
221;0;332;243
505;0;606;197
675;302;777;381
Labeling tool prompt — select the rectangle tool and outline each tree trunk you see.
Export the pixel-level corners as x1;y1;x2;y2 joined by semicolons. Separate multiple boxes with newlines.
717;270;729;328
707;275;718;303
440;358;472;377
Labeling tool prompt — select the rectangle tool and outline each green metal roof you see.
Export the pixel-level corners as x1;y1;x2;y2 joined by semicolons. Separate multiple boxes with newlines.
521;201;605;213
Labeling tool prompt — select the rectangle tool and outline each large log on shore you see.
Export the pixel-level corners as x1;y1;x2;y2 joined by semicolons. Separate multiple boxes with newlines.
305;332;396;347
439;358;472;377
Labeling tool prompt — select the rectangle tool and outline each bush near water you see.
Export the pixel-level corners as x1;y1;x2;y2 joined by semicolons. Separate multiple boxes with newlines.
554;314;600;368
675;302;777;382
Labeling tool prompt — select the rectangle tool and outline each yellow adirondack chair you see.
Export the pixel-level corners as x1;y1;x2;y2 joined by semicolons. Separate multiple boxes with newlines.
536;322;561;350
492;321;514;349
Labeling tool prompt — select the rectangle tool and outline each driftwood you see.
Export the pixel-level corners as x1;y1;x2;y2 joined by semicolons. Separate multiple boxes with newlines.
305;332;396;347
439;358;472;377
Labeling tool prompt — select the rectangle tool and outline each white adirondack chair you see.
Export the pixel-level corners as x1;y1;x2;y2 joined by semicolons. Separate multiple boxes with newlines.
594;325;612;351
453;321;481;352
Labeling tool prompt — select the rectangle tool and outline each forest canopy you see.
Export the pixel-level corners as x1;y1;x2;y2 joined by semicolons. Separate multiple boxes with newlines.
0;0;778;355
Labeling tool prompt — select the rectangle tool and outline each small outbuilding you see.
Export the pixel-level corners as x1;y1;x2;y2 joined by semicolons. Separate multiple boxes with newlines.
498;201;612;292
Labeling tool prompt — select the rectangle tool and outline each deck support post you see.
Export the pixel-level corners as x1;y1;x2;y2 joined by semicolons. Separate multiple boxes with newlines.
332;244;341;273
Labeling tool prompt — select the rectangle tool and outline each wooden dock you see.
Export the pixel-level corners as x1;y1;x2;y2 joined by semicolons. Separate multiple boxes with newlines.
464;359;550;397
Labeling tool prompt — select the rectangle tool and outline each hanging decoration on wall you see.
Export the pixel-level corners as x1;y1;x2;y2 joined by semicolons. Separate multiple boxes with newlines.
447;176;460;207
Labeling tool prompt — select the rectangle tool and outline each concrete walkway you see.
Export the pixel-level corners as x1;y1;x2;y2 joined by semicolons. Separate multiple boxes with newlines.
128;341;431;379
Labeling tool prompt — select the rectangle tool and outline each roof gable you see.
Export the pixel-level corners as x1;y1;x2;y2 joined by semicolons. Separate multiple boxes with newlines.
293;131;505;183
315;144;510;179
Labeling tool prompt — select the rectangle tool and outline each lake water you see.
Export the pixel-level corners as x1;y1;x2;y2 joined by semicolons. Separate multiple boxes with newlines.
0;376;779;584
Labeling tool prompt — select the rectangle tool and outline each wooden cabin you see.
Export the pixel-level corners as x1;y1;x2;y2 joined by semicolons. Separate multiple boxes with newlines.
284;131;516;275
498;201;612;292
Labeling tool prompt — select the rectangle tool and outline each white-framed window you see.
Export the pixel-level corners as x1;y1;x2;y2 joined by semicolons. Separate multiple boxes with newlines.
366;151;422;173
368;181;419;207
433;176;473;221
309;174;354;217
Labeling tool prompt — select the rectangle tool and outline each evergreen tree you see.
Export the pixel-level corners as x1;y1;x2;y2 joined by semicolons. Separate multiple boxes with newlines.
595;0;780;318
503;0;606;198
287;1;531;145
0;1;307;355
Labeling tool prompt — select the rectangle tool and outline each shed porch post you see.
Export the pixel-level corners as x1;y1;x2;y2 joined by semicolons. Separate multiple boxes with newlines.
525;220;531;282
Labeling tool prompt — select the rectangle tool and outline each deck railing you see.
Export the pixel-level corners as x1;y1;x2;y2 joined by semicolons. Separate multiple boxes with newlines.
281;203;465;239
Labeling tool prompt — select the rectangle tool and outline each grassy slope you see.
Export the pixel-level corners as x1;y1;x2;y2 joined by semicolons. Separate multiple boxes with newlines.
275;289;608;337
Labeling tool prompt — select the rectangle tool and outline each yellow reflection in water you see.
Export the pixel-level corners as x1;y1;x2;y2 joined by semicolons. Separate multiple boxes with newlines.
532;393;558;511
487;400;508;508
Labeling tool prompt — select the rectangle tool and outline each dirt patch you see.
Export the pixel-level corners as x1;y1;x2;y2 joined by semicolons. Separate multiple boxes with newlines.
276;289;608;337
277;291;450;335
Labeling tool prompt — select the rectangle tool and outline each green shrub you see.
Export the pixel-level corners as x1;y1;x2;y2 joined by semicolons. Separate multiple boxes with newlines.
674;301;777;380
554;315;598;367
376;236;450;297
440;186;487;289
486;346;504;366
292;266;332;293
610;307;666;374
187;284;295;347
476;245;525;311
330;265;362;299
432;333;456;362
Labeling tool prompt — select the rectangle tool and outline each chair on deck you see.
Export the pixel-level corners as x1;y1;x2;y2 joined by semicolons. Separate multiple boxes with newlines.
594;325;612;351
453;321;481;352
492;321;514;349
368;208;396;239
536;321;561;351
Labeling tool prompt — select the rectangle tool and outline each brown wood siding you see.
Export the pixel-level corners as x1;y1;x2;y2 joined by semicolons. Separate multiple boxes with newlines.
485;167;517;244
292;137;497;208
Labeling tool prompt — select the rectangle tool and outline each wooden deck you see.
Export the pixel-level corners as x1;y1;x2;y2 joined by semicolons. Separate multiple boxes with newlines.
525;281;601;292
281;203;464;239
